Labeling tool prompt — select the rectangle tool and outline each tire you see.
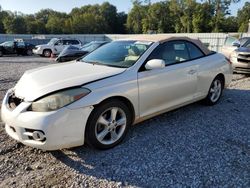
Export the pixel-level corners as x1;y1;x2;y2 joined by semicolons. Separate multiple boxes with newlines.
85;100;132;149
43;49;52;57
204;76;224;105
0;50;3;57
26;49;33;56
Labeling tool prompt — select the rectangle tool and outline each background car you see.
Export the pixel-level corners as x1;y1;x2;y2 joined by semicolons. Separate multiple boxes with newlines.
32;38;82;57
230;37;250;73
55;41;108;62
0;41;35;57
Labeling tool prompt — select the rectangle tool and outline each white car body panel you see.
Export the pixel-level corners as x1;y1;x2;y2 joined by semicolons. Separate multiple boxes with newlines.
1;39;233;150
14;62;125;101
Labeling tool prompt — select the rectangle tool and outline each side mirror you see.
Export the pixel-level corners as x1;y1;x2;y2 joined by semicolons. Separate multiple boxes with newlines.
232;41;240;47
145;59;165;70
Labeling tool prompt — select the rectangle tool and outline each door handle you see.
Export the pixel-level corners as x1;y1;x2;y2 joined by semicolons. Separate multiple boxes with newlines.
188;69;197;75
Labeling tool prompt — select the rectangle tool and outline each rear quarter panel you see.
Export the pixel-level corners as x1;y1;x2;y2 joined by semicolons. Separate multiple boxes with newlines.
197;53;232;98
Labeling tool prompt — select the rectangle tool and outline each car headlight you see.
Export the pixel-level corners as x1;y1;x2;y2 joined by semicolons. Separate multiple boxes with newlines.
30;88;91;112
230;51;237;58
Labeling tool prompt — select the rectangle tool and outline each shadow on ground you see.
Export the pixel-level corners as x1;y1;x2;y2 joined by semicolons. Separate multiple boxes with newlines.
50;89;250;187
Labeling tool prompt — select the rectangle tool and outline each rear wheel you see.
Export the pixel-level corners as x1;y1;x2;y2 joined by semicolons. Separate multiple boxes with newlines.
26;49;33;56
204;76;224;105
43;49;52;57
85;100;132;149
0;50;3;57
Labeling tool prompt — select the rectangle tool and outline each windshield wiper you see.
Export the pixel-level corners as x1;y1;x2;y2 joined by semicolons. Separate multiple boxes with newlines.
105;64;127;68
84;61;107;66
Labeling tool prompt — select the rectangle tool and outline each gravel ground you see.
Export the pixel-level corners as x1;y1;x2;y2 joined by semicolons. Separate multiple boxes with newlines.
0;56;250;187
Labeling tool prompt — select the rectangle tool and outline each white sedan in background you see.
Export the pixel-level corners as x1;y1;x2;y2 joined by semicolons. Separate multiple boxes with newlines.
1;35;232;150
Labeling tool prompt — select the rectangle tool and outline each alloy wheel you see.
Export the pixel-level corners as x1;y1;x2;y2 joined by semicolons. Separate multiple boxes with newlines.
95;107;127;145
209;79;222;103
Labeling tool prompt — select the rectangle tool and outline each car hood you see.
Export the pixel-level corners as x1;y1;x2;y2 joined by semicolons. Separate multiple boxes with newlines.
36;44;50;49
236;47;250;53
14;62;126;101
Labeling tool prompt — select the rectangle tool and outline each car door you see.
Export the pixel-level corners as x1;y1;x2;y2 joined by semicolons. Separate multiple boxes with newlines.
3;41;15;54
54;40;65;54
138;40;198;118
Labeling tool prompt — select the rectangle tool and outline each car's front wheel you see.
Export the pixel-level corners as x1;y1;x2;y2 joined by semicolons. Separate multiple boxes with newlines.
204;76;224;105
85;100;132;149
43;49;52;57
0;50;3;57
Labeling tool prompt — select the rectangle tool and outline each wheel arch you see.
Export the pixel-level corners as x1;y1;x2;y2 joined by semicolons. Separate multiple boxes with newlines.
93;96;136;125
215;73;225;88
43;48;52;53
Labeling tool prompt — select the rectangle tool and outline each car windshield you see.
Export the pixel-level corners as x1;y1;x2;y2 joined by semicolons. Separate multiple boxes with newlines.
47;38;58;45
241;38;250;48
81;42;101;52
80;41;152;68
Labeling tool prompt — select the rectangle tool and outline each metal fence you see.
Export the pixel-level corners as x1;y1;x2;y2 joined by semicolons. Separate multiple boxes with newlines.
0;33;250;52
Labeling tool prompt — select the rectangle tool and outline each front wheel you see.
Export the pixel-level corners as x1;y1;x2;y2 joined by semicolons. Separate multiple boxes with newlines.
0;50;3;57
43;49;52;57
204;76;224;105
85;100;132;149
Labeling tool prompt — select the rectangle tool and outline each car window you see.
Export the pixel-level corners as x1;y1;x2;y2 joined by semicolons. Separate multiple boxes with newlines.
242;39;250;48
47;38;58;45
148;41;190;65
17;42;25;47
186;42;204;59
55;40;63;45
81;43;100;52
71;40;80;45
81;41;152;68
224;36;237;46
2;41;14;47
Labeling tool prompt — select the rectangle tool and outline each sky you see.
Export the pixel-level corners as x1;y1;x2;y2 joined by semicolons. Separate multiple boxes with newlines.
0;0;247;16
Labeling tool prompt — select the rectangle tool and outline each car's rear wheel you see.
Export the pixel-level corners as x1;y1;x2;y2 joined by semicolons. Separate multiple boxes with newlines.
26;49;33;56
85;100;132;149
204;76;224;105
0;50;3;57
43;49;52;57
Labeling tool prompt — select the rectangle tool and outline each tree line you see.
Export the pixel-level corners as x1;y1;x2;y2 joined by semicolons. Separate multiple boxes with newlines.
0;1;249;35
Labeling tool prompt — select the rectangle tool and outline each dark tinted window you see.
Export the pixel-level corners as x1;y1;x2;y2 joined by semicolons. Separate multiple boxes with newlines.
148;41;190;65
71;40;80;45
63;40;80;45
54;40;63;45
186;42;204;59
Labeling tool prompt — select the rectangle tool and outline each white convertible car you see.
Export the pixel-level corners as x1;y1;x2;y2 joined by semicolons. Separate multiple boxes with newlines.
1;35;232;150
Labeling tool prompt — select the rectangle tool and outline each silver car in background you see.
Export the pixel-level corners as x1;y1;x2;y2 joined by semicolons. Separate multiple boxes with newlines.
229;37;250;73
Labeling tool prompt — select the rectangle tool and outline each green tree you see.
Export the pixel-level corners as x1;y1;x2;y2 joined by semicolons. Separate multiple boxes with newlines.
116;12;127;34
237;2;250;32
126;1;148;33
201;0;240;32
0;6;9;33
100;2;118;33
3;12;27;34
221;16;238;32
142;2;175;33
192;2;213;32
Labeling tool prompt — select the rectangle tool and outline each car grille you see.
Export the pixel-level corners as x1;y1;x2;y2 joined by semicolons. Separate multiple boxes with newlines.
237;53;250;64
8;93;23;110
